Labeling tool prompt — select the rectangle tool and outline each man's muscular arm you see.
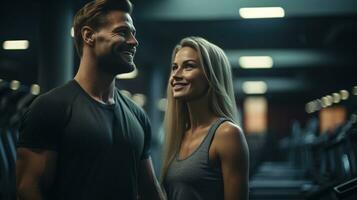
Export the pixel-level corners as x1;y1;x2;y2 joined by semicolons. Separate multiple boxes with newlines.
16;148;57;200
138;157;166;200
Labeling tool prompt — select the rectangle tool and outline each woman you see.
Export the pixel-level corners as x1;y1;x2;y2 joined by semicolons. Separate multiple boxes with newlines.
162;36;249;200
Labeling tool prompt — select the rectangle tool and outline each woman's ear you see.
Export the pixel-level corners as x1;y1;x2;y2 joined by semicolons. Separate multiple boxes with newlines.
81;26;95;46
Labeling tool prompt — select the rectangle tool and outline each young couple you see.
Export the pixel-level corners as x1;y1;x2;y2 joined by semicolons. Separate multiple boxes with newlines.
16;0;249;199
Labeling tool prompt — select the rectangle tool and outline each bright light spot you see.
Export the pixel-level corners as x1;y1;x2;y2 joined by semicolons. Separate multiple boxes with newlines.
351;114;357;124
116;68;138;79
332;93;341;103
325;95;333;106
321;97;328;108
157;98;167;112
244;97;268;133
315;100;323;110
340;90;349;100
239;56;273;69
239;7;285;19
313;99;322;111
306;100;323;113
71;27;74;38
30;84;41;95
353;86;357;96
120;90;132;98
242;81;267;94
3;40;29;50
132;93;146;107
305;102;315;114
342;154;351;174
10;80;20;90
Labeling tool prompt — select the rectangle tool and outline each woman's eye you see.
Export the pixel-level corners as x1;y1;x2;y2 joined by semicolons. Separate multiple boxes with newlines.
185;64;194;70
171;65;178;71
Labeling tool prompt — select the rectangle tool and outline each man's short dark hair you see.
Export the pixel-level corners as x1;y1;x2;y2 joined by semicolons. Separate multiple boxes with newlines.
73;0;133;57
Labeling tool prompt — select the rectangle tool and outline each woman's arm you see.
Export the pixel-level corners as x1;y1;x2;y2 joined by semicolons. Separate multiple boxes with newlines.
215;122;249;200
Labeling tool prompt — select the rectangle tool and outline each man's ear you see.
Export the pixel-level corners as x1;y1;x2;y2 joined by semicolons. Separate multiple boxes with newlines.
81;26;95;46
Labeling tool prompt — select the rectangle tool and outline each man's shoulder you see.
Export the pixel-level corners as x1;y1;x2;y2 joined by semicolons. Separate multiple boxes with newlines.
116;89;149;121
117;89;141;110
31;80;79;110
44;80;78;98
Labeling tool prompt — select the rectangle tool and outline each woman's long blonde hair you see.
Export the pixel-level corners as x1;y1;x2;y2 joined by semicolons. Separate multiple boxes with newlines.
161;36;239;180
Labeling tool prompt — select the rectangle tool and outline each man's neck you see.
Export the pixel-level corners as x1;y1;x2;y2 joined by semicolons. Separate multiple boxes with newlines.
74;54;116;105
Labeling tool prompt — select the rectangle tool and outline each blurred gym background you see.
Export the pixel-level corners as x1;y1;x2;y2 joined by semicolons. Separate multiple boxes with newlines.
1;0;357;199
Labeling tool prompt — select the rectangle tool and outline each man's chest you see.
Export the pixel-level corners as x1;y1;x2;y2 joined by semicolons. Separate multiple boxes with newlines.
60;104;145;158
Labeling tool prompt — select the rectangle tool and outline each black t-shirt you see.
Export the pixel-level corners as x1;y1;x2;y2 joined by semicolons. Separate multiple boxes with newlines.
18;80;151;200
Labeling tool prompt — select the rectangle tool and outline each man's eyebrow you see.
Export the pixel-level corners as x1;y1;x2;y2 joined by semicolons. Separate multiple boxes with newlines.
113;25;128;31
113;25;136;34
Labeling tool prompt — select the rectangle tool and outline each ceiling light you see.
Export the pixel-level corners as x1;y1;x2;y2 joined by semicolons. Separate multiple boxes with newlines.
239;56;273;69
132;93;146;107
340;90;349;100
120;90;132;98
157;98;167;112
239;7;285;19
321;99;327;108
3;40;29;50
352;114;357;124
322;96;333;107
10;80;20;90
326;95;333;106
71;27;74;38
30;84;41;95
305;102;315;114
312;100;322;112
332;93;341;103
242;81;267;94
353;86;357;96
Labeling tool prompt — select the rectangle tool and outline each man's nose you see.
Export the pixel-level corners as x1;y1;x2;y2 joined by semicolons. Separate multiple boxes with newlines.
127;33;139;47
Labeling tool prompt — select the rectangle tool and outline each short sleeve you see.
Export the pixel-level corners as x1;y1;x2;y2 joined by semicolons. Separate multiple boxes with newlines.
17;93;68;151
116;90;152;160
140;113;152;160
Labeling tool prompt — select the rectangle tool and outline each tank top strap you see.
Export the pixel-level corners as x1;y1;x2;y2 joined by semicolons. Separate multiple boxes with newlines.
201;117;231;151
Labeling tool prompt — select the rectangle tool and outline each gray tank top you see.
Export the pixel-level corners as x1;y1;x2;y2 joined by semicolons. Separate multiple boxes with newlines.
164;118;229;200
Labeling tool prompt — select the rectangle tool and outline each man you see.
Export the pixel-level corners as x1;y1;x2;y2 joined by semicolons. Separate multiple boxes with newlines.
16;0;165;199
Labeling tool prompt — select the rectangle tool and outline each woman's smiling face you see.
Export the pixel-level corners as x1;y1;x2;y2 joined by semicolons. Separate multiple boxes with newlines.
170;46;209;101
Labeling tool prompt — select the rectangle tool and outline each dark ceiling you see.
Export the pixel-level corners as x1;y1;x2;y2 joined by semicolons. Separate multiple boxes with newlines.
0;0;357;105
